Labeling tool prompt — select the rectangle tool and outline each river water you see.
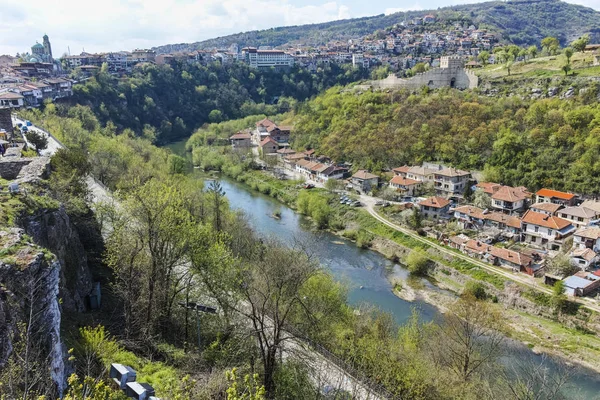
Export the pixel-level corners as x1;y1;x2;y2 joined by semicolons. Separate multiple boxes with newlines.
168;140;600;398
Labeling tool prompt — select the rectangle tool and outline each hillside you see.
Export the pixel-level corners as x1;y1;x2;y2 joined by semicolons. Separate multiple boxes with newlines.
153;0;600;53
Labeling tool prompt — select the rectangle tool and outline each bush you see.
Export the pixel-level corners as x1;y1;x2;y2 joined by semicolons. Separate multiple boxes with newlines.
406;250;430;276
356;230;374;248
462;281;488;300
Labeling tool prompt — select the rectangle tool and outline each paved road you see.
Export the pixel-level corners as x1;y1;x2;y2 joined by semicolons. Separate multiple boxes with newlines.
12;115;63;157
359;195;600;314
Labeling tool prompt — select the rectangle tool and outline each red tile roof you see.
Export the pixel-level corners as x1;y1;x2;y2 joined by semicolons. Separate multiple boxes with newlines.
574;227;600;240
419;196;451;209
435;167;470;177
530;202;563;214
390;176;420;186
392;165;411;174
454;205;485;219
535;188;575;200
352;170;378;180
488;247;533;267
230;132;251;140
260;137;278;147
491;186;530;202
521;210;572;230
475;182;501;195
484;212;522;229
256;118;277;129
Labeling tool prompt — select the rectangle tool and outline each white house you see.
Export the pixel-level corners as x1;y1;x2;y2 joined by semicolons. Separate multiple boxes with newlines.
521;210;576;251
389;176;421;196
573;227;600;252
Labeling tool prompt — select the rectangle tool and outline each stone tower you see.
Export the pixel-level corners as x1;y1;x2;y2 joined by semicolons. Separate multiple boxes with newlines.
43;34;53;63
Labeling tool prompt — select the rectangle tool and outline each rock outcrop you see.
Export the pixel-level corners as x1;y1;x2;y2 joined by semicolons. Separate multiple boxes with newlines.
0;229;65;395
20;206;93;313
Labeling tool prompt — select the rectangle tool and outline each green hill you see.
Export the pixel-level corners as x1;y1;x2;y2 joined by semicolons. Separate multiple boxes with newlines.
153;0;600;53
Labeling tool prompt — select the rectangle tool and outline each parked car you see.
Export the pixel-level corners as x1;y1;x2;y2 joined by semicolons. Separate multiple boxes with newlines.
21;126;28;132
303;183;315;189
25;121;32;126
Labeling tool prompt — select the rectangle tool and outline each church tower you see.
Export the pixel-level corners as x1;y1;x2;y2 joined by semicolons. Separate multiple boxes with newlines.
43;34;53;63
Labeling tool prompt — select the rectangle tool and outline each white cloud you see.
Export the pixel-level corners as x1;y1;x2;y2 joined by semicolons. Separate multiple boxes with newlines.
0;0;354;56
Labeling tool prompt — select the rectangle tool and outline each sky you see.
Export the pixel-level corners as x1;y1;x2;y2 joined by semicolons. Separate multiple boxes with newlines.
1;0;599;56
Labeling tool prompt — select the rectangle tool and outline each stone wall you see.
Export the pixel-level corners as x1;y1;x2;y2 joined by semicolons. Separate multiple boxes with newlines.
0;157;50;181
370;67;478;90
0;108;12;133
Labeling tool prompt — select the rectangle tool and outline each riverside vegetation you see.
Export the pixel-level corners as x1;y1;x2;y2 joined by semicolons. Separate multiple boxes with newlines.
2;98;588;399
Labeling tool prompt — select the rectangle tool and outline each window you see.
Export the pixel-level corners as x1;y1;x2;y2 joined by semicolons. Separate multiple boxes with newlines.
548;229;552;235
534;226;539;233
578;217;584;222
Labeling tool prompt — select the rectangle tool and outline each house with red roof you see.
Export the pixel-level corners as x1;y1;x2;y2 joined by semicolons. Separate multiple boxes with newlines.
521;210;576;251
433;167;471;197
351;170;379;193
259;137;279;155
419;196;451;219
389;176;421;196
535;188;577;206
490;186;531;215
229;131;252;148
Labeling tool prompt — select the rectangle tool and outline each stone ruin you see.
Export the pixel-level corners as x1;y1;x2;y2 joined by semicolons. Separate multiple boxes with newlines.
365;56;479;91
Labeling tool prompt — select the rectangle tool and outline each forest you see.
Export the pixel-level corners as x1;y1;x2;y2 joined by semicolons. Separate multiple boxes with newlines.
291;84;600;194
67;61;368;145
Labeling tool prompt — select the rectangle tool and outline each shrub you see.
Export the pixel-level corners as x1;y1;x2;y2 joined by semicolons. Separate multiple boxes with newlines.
406;250;430;276
462;281;488;300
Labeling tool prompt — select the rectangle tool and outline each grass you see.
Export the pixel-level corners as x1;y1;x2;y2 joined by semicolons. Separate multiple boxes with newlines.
477;52;599;81
509;310;600;368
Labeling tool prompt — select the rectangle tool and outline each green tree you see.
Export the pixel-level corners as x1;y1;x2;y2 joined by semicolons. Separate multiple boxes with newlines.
527;45;538;59
541;37;560;55
562;63;571;76
564;47;574;64
571;34;590;53
478;51;490;66
472;189;492;209
26;130;48;152
406;250;430;276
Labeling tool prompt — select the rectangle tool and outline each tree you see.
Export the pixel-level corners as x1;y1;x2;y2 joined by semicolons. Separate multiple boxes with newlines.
235;243;325;398
564;47;574;64
472;189;492;210
477;51;490;66
207;180;226;232
541;37;560;55
432;295;505;382
571;34;590;53
406;250;430;276
324;178;343;192
562;63;571;76
463;183;474;202
413;62;427;74
209;109;223;123
492;353;574;400
26;130;48;152
407;207;423;230
547;254;578;278
527;45;538;60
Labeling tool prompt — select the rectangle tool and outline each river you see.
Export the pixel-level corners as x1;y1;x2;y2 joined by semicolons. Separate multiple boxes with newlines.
168;140;600;398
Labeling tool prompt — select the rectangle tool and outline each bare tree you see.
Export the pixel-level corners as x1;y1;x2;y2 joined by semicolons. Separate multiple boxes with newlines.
487;352;575;400
235;242;320;398
432;295;505;382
